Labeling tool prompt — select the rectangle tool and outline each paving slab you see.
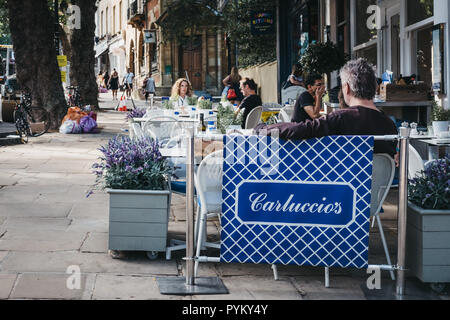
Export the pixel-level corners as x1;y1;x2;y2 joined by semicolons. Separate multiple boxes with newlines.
1;251;179;275
92;274;184;300
66;218;108;233
10;273;87;300
0;202;73;218
2;218;71;231
291;275;366;300
0;174;18;186
80;232;108;253
0;229;87;252
0;274;17;299
191;276;303;300
68;202;108;219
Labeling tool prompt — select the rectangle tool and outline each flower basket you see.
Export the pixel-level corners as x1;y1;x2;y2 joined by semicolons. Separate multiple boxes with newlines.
406;158;450;290
89;136;173;260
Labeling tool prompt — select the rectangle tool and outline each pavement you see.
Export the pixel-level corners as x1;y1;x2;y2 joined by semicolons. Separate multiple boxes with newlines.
0;93;448;302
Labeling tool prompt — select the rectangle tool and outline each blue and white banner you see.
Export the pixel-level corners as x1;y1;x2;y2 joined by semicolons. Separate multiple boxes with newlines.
220;135;374;269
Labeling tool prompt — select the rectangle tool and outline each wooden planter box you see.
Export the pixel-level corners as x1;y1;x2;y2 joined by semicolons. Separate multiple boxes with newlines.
380;83;429;101
406;202;450;284
107;189;171;255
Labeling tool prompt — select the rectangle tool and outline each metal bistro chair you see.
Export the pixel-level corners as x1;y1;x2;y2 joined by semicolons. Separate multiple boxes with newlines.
142;116;184;147
409;145;426;180
194;150;280;280
278;108;291;123
130;122;145;140
245;106;263;130
324;153;397;287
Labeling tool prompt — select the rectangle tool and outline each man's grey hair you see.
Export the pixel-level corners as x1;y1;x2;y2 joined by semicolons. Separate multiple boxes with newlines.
339;58;377;100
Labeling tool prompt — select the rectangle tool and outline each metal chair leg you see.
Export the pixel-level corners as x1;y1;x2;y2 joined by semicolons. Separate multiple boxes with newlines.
324;267;330;288
376;214;396;281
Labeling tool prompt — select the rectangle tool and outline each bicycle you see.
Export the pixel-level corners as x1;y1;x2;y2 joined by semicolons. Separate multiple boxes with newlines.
66;85;82;107
13;91;51;143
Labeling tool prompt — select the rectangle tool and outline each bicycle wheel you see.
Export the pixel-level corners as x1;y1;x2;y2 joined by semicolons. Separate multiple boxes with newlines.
13;109;29;143
26;106;51;137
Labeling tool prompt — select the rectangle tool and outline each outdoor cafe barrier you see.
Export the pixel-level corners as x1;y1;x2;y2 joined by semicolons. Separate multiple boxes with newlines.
157;127;410;298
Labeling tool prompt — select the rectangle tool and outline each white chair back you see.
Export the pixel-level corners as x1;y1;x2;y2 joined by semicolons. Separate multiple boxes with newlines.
408;145;425;179
278;109;291;123
131;122;145;140
142;116;183;145
370;154;395;217
245;106;263;130
195;150;224;214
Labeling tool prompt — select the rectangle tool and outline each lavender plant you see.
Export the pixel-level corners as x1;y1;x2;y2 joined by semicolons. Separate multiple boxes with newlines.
409;157;450;210
125;108;147;121
88;136;173;196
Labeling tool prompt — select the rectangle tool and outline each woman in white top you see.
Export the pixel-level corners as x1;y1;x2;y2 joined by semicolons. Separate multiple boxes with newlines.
171;78;193;111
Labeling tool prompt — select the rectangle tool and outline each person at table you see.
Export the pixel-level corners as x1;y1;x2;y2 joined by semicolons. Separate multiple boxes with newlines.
234;77;262;129
285;63;305;88
256;58;398;156
291;74;326;123
171;78;193;111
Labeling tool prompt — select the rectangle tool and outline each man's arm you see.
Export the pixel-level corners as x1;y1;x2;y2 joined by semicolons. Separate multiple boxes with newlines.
303;86;325;119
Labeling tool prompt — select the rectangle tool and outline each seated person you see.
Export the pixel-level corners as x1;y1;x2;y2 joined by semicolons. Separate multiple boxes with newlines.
256;58;398;157
235;78;262;129
171;78;193;112
286;64;304;87
292;74;326;123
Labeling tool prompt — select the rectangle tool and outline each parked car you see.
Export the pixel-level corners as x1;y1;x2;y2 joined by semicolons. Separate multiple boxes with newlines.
0;74;21;100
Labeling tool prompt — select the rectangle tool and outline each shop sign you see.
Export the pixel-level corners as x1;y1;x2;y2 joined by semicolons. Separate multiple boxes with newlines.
221;135;373;268
144;30;156;43
250;11;275;35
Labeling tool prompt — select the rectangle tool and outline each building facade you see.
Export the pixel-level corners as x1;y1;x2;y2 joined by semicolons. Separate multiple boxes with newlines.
95;0;230;97
278;0;450;108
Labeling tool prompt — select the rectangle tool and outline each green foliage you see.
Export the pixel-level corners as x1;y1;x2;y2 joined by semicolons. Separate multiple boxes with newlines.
187;95;199;106
159;0;276;68
299;42;349;76
222;0;276;67
159;0;221;44
0;0;10;44
409;158;450;210
431;102;450;122
197;98;212;110
216;103;241;133
162;99;174;110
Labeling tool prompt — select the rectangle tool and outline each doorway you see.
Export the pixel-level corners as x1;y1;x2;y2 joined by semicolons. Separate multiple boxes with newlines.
180;37;202;90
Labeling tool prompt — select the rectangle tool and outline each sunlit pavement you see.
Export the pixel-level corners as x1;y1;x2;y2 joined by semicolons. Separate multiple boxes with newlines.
0;97;448;300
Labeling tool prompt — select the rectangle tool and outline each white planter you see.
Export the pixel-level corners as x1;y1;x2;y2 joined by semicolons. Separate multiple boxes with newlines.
432;121;449;135
107;188;171;258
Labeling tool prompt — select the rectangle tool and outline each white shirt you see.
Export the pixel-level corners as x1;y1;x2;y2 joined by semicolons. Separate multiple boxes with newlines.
175;96;189;108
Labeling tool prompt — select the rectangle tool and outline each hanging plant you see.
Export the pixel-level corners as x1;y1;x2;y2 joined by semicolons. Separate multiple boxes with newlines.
299;42;349;76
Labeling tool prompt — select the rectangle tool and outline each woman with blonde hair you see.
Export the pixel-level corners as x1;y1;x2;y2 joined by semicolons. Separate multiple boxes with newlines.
171;78;193;108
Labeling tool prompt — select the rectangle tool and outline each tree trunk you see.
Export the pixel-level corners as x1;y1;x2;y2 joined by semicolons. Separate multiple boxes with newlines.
7;0;67;130
69;0;98;110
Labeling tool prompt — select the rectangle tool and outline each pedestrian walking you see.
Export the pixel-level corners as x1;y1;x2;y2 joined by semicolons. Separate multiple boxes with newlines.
108;69;120;100
143;72;156;106
123;68;135;98
103;71;110;90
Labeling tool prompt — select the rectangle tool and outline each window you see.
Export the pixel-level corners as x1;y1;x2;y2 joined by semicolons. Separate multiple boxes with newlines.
101;11;104;36
105;7;109;35
416;26;433;86
355;0;377;46
119;1;122;31
113;6;116;34
336;0;350;55
355;44;377;67
407;0;433;26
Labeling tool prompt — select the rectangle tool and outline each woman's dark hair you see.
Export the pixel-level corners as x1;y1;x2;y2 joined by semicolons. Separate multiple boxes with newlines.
241;77;258;91
305;74;322;88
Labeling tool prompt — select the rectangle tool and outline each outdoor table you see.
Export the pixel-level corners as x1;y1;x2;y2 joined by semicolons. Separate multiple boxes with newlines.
418;139;450;160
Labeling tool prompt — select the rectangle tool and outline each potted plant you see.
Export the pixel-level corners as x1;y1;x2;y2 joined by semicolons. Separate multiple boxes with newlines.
299;42;349;77
431;102;450;135
89;136;173;260
407;157;450;292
